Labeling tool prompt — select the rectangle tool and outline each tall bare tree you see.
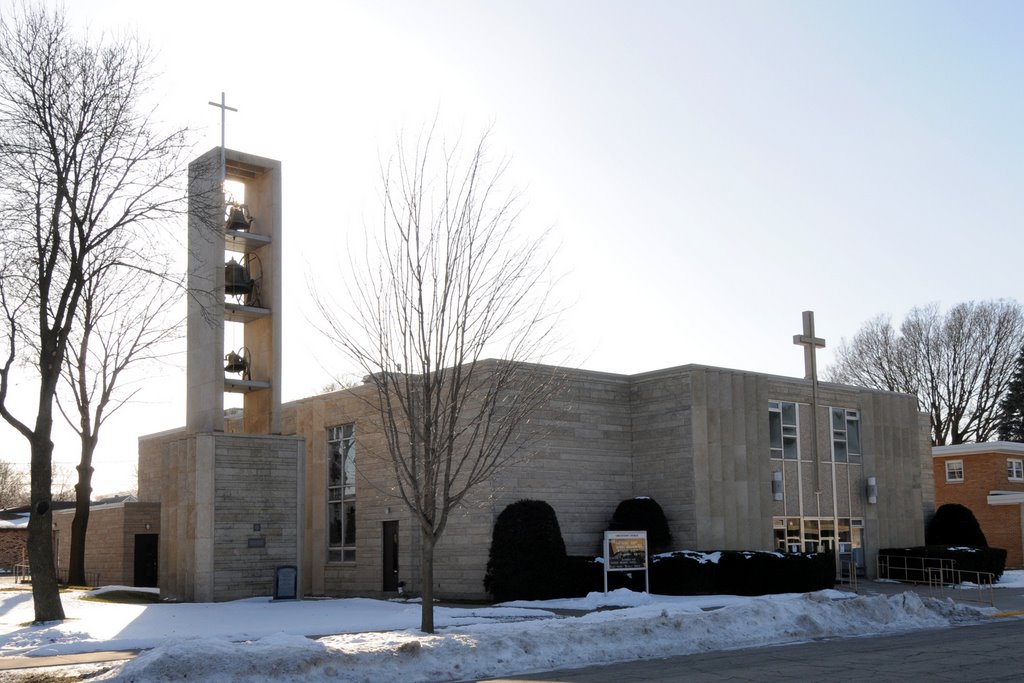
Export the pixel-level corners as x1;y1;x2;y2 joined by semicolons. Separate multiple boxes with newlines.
0;5;186;620
57;260;180;586
827;300;1024;445
317;127;560;633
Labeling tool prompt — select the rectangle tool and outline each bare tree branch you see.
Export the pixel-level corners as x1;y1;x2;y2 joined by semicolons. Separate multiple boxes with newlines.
0;4;188;621
827;300;1024;445
315;124;563;633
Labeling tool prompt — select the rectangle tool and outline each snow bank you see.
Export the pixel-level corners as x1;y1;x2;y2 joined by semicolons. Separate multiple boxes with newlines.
107;591;988;683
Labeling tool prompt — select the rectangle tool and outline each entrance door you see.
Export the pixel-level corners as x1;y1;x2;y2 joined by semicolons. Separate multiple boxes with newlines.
134;533;159;587
382;521;399;592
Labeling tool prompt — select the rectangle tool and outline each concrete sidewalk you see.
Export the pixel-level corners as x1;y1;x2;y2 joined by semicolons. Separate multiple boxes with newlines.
1;649;138;671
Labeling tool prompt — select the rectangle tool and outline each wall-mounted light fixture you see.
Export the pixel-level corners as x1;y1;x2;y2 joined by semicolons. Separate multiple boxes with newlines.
866;476;877;505
772;470;784;501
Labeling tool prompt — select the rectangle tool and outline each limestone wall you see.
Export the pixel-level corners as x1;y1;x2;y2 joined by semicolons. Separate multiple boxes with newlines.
140;430;303;601
52;502;160;587
629;368;696;549
210;434;304;601
140;361;932;599
287;366;635;600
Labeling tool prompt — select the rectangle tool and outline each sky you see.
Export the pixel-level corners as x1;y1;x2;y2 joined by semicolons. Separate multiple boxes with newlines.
0;577;1009;680
0;1;1021;496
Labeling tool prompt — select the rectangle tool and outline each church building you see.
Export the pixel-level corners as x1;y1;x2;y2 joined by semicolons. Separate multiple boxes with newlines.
137;148;933;601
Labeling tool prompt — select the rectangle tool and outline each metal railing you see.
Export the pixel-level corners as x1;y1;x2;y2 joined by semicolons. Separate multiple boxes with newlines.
836;557;859;590
926;566;995;606
13;562;30;584
877;554;956;584
56;568;101;587
876;554;995;606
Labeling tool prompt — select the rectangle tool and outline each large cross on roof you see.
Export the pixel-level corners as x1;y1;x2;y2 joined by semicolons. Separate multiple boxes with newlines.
793;310;825;382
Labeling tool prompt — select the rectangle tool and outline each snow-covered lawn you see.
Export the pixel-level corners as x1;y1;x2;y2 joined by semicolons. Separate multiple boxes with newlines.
2;573;1020;682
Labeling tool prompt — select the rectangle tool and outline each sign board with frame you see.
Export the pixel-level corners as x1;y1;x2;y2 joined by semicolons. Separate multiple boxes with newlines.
603;530;649;593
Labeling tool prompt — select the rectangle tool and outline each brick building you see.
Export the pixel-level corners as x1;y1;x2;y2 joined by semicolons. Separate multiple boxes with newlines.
932;441;1024;568
0;513;27;572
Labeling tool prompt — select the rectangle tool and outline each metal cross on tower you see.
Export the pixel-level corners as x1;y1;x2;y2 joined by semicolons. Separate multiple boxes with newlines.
208;91;238;182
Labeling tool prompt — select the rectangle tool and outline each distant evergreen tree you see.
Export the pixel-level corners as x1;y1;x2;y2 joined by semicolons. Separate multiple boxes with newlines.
998;345;1024;442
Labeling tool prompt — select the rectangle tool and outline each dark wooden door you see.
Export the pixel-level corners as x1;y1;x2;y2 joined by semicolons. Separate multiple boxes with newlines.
382;521;399;592
134;533;159;587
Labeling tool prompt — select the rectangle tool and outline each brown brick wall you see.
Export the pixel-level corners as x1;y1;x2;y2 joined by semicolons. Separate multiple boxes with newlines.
933;451;1024;568
0;529;27;570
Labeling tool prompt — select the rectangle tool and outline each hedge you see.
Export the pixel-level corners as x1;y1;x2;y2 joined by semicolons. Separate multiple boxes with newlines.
566;550;835;596
878;546;1006;583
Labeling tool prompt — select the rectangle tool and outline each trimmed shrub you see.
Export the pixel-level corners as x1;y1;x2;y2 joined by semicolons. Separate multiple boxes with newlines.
926;503;988;547
608;497;672;552
648;550;718;595
563;556;603;597
567;549;836;597
879;546;1007;582
484;500;568;601
651;550;834;596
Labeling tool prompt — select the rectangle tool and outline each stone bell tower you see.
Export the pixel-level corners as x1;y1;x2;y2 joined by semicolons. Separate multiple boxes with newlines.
186;147;282;434
145;143;305;603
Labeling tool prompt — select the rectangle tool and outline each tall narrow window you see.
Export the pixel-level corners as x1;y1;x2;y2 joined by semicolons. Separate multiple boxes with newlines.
831;408;862;463
328;424;356;562
769;401;799;460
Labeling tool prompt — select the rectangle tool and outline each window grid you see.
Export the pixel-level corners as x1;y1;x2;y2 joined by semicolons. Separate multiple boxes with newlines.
945;459;964;483
1008;458;1024;482
769;401;799;460
772;516;863;554
831;407;862;463
328;424;356;562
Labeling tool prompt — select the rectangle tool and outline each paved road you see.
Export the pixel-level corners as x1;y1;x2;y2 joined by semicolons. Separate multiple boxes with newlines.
481;618;1024;682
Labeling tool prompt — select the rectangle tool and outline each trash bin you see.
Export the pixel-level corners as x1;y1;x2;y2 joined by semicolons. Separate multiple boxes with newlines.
274;565;298;600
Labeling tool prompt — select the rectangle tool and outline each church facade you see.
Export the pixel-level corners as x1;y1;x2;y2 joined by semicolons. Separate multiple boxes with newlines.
136;147;932;601
139;360;932;600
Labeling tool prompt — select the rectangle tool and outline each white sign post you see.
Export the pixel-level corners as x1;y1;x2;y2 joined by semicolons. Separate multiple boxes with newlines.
603;530;649;594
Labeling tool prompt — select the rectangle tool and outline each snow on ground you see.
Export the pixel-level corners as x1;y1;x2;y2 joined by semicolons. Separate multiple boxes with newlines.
1;575;1016;682
965;568;1024;589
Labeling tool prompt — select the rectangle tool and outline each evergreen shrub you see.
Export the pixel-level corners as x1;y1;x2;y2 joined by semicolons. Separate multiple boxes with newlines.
925;503;988;547
563;550;836;597
564;555;603;596
879;546;1007;582
608;497;672;551
651;550;834;595
484;499;568;601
